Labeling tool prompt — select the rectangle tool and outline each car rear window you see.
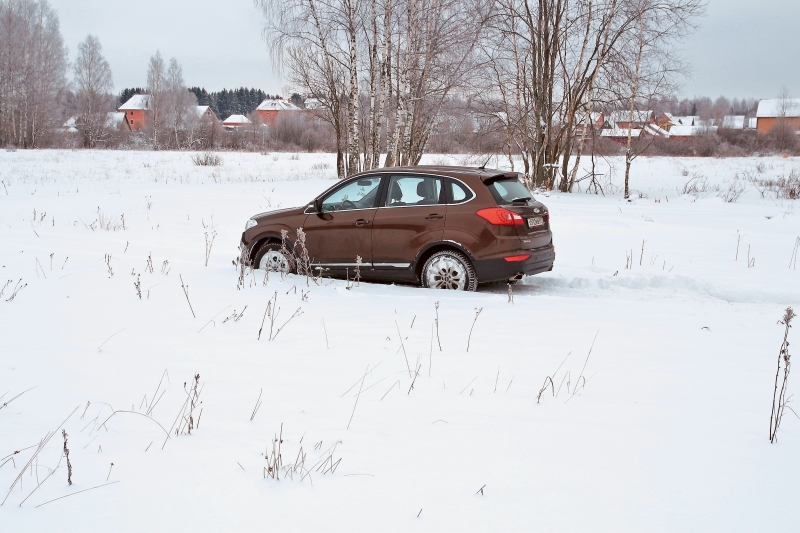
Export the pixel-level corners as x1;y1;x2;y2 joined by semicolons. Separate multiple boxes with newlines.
486;178;531;205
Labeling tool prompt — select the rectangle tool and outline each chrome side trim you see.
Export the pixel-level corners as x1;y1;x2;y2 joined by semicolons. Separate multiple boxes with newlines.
373;263;411;268
304;206;377;215
312;262;374;267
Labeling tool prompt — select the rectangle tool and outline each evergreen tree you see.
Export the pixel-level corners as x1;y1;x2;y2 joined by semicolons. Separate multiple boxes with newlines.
119;87;145;106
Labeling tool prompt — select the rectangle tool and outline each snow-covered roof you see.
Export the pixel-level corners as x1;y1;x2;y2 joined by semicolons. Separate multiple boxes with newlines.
576;111;603;124
119;94;150;110
63;116;77;129
105;112;126;128
722;115;745;129
672;115;698;126
223;114;252;125
195;106;213;118
304;98;323;110
756;98;800;118
668;124;717;137
600;124;667;138
609;110;652;124
256;99;301;112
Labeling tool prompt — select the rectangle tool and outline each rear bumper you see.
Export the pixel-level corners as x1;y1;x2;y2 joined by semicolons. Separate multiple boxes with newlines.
473;246;555;283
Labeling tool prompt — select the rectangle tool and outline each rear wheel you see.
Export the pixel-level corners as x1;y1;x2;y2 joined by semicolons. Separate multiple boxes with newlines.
421;250;477;291
252;242;292;273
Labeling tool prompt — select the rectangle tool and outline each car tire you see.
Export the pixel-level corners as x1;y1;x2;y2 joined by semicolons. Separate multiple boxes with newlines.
421;250;478;291
252;242;293;273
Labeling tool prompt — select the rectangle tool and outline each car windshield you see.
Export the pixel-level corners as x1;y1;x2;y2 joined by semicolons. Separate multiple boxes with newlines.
486;178;532;205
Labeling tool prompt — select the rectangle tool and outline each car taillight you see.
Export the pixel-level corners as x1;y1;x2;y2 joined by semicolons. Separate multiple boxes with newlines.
504;254;530;262
476;208;524;226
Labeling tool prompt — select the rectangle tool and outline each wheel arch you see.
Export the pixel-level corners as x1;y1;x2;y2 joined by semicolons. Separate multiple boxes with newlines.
249;232;284;258
413;240;476;280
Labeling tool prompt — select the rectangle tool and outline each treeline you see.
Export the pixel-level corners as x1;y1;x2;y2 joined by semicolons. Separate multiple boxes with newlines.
187;87;278;119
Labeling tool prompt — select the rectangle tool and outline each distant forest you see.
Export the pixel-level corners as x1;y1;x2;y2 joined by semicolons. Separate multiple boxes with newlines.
117;87;282;119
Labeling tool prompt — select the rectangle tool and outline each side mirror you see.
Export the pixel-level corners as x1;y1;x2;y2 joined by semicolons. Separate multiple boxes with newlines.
313;198;323;213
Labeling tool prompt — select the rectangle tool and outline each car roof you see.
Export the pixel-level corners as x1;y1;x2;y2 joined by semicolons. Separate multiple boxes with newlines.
351;165;520;183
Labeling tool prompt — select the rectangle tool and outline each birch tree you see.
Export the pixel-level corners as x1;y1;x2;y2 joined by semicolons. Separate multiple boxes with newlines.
73;34;113;148
146;50;166;149
0;0;68;148
479;0;703;190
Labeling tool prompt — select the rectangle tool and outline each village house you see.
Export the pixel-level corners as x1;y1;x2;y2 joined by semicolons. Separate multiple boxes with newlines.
721;115;745;129
118;94;150;131
117;94;218;131
756;98;800;134
256;99;301;125
574;111;605;135
608;110;654;130
223;114;252;130
195;105;217;121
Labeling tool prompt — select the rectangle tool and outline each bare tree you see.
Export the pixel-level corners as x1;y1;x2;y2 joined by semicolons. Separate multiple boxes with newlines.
146;50;166;149
0;0;68;147
164;58;197;149
73;34;113;148
478;0;704;191
772;86;798;151
257;0;490;176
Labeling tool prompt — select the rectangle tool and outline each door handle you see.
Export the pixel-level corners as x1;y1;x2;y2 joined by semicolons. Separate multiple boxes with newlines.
425;214;444;220
355;219;370;226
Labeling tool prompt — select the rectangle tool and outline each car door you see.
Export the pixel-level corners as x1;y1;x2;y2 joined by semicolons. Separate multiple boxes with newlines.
302;175;382;272
371;174;446;269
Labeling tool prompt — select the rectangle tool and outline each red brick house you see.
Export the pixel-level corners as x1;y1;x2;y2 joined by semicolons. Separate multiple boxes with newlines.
756;99;800;134
256;99;301;125
119;94;150;131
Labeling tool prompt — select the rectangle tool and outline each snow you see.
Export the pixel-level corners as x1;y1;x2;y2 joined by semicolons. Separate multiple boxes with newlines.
1;151;799;531
105;112;126;128
256;99;301;112
118;95;150;111
667;124;717;137
757;98;800;118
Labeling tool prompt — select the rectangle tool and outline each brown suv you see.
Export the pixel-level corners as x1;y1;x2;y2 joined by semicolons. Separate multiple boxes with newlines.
240;166;555;290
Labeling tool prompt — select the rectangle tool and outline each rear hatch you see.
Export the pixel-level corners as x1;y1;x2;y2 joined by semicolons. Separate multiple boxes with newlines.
484;176;551;245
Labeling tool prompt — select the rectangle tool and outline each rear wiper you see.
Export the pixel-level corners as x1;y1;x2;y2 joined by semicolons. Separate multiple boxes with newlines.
510;197;531;203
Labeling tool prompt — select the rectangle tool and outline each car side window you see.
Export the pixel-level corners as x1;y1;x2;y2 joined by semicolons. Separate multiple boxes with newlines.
449;179;474;203
321;176;382;212
385;175;443;207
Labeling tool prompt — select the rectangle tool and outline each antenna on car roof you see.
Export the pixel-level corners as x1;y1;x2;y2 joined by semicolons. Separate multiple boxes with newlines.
478;154;492;170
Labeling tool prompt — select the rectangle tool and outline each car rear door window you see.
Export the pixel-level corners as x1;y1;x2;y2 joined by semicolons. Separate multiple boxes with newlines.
321;176;382;212
385;175;444;206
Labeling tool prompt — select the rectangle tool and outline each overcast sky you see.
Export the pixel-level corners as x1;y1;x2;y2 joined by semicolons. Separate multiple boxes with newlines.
51;0;800;100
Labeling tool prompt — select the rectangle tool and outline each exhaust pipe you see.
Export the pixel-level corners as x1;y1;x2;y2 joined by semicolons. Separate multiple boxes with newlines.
508;273;524;282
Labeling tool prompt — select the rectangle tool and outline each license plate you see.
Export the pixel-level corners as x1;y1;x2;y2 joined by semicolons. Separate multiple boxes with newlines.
527;217;544;228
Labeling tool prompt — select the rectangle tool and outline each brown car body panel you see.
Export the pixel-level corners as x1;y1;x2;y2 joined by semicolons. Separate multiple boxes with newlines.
303;208;376;265
241;166;555;285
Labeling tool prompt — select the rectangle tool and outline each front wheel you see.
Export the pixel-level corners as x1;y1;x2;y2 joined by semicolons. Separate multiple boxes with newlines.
421;250;478;291
252;242;293;273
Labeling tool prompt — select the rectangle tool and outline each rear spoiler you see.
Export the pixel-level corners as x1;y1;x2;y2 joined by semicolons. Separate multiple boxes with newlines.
480;172;523;184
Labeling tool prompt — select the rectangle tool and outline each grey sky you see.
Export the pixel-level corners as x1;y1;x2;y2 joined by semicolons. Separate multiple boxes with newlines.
52;0;799;100
52;0;282;94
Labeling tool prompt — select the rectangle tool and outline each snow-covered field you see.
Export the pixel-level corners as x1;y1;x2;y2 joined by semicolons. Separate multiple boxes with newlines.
1;150;799;532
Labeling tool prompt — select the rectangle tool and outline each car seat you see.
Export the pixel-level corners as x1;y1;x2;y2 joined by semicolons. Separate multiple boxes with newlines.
416;180;438;205
389;180;404;205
